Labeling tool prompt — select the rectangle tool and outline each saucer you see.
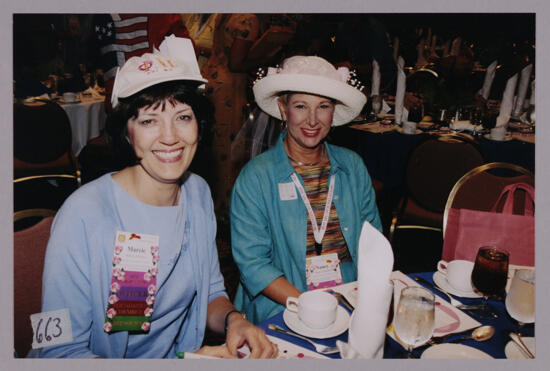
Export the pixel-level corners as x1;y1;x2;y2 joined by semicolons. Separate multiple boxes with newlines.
59;97;81;104
421;343;493;359
283;306;350;339
397;127;423;135
433;271;481;298
505;336;535;359
483;133;512;142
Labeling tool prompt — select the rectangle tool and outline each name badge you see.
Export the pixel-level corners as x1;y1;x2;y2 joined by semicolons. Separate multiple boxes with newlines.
306;253;343;290
31;308;73;349
279;182;298;201
104;231;159;334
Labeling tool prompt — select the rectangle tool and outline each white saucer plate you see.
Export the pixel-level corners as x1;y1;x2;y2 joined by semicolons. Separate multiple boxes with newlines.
505;337;535;359
421;343;493;359
59;98;81;104
433;271;482;298
483;133;513;142
283;306;350;339
397;127;423;135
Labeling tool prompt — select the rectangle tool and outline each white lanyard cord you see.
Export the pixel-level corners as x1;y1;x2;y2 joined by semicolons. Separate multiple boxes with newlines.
290;173;336;245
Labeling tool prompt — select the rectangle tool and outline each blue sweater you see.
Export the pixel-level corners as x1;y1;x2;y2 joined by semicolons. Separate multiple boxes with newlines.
230;134;382;324
32;173;227;358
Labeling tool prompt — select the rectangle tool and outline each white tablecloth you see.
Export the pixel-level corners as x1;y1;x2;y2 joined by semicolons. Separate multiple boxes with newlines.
60;97;106;156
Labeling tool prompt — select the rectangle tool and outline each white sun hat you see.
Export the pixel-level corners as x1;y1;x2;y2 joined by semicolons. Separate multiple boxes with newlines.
252;55;367;126
111;35;207;108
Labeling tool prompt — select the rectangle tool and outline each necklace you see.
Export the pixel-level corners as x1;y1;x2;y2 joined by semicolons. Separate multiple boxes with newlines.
287;145;326;167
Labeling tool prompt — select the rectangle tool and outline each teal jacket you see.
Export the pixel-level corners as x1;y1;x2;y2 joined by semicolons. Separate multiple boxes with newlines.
230;134;382;324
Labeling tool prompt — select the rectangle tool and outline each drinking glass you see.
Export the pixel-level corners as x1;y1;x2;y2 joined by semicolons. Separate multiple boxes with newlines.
471;246;509;316
505;269;535;332
393;286;435;358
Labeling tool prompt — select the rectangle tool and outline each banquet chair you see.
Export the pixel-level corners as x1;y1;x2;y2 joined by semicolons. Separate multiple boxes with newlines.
13;209;55;357
13;101;81;184
443;162;534;237
389;133;484;243
13;174;80;214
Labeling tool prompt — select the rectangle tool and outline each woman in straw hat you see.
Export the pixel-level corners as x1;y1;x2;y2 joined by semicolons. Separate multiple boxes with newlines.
32;36;276;359
230;55;382;324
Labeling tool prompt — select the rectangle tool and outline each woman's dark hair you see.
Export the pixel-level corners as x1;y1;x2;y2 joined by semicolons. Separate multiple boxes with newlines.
106;80;214;169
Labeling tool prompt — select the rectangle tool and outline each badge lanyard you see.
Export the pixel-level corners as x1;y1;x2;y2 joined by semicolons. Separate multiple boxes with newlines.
290;173;335;254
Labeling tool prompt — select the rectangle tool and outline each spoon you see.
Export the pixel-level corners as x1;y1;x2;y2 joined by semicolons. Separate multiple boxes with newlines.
449;325;495;343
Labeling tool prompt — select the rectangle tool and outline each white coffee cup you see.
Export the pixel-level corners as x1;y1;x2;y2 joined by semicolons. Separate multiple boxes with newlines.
62;92;77;102
402;121;418;134
286;291;337;329
437;259;474;292
490;127;507;140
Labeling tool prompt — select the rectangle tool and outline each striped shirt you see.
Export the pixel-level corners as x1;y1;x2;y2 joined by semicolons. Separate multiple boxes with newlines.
294;160;351;262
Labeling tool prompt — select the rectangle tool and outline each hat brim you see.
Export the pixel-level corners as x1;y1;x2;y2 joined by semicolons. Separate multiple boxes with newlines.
117;72;207;100
253;73;366;126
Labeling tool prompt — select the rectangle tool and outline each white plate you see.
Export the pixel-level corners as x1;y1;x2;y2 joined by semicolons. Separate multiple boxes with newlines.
397;127;423;135
483;133;513;142
59;97;81;104
505;337;535;359
421;343;493;359
433;271;482;298
283;306;350;339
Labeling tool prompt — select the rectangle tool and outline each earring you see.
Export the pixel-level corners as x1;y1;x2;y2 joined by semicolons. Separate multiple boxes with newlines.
280;120;287;131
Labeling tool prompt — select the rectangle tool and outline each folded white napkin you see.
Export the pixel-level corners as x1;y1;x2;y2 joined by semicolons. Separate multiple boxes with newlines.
371;60;380;96
395;57;406;124
415;38;428;68
478;60;498;99
450;37;462;56
450;120;482;132
442;40;451;57
392;37;400;62
499;73;518;118
337;222;394;359
513;64;533;116
382;99;391;113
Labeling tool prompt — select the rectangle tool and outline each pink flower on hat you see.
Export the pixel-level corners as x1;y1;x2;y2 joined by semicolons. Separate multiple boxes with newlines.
103;322;112;333
141;322;151;332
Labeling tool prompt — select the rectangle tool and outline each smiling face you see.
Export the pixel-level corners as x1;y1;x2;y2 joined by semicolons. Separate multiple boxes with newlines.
126;100;198;185
277;93;335;151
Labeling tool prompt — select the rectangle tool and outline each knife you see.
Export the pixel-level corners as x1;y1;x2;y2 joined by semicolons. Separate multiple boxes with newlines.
413;275;451;298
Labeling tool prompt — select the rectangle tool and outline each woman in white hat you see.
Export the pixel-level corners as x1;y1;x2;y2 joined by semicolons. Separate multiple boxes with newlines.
230;55;382;324
32;36;276;359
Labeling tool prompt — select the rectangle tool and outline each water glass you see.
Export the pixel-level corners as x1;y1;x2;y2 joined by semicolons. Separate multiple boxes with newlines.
505;269;535;327
393;286;435;357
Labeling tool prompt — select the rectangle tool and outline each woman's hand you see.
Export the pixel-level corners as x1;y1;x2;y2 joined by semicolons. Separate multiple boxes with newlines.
195;345;238;359
225;313;278;358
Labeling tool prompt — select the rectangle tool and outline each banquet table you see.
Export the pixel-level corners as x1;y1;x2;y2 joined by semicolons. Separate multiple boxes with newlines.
330;126;535;189
257;271;534;359
59;96;106;156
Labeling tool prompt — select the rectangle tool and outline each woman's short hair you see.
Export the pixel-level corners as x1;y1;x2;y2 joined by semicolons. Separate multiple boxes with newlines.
106;80;214;169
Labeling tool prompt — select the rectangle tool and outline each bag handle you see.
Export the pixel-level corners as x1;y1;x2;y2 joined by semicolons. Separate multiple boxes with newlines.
491;182;534;216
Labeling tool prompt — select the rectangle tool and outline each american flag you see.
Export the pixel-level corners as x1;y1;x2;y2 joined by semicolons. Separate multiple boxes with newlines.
94;14;191;82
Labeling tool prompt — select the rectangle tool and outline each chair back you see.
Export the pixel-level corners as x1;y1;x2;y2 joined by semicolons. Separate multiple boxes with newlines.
13;211;54;357
13;101;79;179
443;162;534;236
14;175;80;215
405;134;484;213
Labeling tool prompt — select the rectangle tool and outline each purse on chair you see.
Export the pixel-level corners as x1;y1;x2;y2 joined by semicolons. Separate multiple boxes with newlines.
442;182;534;266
